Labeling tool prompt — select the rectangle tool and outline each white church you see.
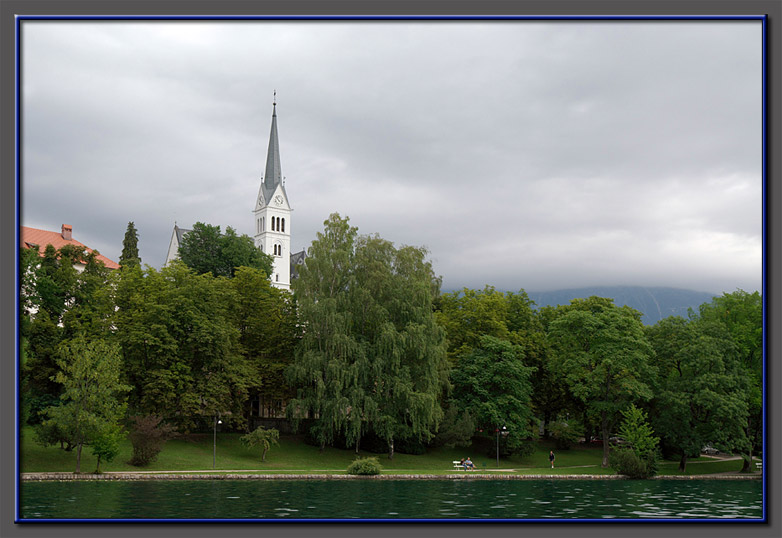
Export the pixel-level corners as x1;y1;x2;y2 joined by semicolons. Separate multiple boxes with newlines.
166;97;306;289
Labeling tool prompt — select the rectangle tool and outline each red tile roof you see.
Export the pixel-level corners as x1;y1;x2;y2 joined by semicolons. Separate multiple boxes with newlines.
21;225;121;270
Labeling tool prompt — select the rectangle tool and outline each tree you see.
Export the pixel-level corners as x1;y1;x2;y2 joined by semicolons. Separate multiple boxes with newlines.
230;266;299;421
435;288;568;438
240;426;280;462
22;244;114;424
432;404;474;449
119;221;141;268
90;425;124;473
178;222;273;278
548;297;655;467
450;335;536;455
41;338;130;473
287;214;449;459
646;316;750;472
435;286;511;362
694;290;762;472
610;404;659;478
114;262;255;430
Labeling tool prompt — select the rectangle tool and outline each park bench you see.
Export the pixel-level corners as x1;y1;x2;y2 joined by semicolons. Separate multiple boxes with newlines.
452;460;466;471
756;461;763;472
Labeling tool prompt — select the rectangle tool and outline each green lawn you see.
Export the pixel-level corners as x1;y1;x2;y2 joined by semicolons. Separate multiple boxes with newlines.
19;427;751;476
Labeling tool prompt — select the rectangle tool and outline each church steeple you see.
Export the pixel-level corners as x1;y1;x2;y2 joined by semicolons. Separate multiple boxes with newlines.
263;92;282;192
254;91;292;291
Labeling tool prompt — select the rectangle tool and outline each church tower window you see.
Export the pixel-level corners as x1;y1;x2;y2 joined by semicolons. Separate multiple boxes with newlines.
281;218;285;233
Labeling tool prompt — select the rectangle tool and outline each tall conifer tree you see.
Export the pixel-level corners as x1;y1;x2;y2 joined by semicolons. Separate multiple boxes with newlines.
119;221;141;268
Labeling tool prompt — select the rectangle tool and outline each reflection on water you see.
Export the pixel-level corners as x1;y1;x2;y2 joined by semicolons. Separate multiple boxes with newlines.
19;479;763;520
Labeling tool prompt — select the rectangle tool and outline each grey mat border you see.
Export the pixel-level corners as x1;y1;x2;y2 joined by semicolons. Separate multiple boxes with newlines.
2;1;779;537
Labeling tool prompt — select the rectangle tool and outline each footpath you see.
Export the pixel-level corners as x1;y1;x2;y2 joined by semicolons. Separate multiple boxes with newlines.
20;470;762;481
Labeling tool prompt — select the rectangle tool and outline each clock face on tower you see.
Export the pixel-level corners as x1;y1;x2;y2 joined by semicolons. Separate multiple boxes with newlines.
274;195;284;206
258;194;264;206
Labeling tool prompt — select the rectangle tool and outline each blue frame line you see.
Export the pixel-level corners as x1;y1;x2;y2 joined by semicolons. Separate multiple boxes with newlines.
14;13;768;524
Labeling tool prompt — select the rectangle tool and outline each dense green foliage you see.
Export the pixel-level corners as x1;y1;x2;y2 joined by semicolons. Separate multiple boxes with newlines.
18;215;762;474
548;297;655;467
346;456;382;475
38;338;130;473
450;336;536;455
610;404;659;478
646;314;750;471
287;214;449;459
178;221;273;278
608;448;651;479
114;262;254;429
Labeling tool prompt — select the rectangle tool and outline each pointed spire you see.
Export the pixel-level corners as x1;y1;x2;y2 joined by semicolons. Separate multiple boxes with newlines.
264;92;282;191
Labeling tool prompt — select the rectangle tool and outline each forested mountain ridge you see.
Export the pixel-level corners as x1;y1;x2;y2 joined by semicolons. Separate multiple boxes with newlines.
526;286;721;325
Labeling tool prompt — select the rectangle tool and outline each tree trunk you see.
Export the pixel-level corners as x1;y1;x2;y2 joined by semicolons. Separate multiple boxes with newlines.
601;412;610;467
95;455;102;474
678;453;687;472
388;437;394;460
743;417;753;472
355;437;360;455
75;443;83;474
262;447;268;462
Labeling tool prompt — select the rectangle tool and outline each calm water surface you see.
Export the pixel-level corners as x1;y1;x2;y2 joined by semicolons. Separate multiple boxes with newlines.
19;479;763;520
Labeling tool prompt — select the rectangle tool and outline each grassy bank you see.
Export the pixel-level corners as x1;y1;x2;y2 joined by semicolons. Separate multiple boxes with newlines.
19;427;750;476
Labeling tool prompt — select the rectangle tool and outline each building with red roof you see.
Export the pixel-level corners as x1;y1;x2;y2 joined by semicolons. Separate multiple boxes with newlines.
21;224;120;270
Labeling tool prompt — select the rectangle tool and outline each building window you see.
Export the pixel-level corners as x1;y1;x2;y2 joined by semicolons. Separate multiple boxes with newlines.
276;274;279;282
281;218;285;233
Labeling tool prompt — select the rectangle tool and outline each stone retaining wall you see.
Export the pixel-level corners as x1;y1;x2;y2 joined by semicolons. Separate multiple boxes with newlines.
20;472;761;482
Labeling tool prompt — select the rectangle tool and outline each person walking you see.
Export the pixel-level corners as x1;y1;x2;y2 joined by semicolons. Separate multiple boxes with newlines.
549;450;555;469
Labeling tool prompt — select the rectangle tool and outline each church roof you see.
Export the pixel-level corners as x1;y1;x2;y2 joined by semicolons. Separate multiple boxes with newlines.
290;249;307;280
259;98;289;205
174;224;190;243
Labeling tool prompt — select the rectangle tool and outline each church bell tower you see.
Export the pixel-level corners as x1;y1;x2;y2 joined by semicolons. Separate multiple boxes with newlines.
253;94;292;290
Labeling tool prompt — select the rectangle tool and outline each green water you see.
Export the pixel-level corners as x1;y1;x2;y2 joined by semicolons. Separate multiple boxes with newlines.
19;479;763;520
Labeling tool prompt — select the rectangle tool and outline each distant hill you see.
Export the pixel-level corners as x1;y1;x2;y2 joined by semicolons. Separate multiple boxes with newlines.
527;286;718;325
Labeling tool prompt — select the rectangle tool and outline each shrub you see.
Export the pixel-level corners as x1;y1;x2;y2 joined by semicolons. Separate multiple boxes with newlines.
128;415;176;466
347;457;382;475
609;448;656;479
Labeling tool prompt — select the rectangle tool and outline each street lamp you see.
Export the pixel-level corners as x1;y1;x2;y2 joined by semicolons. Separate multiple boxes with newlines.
213;414;222;469
496;426;508;467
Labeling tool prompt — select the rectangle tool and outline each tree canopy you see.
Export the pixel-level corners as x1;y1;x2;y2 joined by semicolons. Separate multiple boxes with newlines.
40;337;130;473
287;214;449;458
450;335;536;454
178;222;273;278
646;315;750;471
548;297;655;467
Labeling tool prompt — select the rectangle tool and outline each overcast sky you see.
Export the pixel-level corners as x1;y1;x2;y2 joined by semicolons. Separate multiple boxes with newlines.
20;19;762;294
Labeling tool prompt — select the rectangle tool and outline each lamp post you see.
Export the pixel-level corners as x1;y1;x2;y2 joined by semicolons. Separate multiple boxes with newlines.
213;414;222;469
496;426;507;467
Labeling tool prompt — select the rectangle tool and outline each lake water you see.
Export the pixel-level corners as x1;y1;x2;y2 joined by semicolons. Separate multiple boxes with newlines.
19;479;763;520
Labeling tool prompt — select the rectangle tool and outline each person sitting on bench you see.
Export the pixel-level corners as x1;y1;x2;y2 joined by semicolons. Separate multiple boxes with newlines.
464;457;475;471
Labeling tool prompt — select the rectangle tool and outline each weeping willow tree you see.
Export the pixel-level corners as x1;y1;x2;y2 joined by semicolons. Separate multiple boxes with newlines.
287;213;449;459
